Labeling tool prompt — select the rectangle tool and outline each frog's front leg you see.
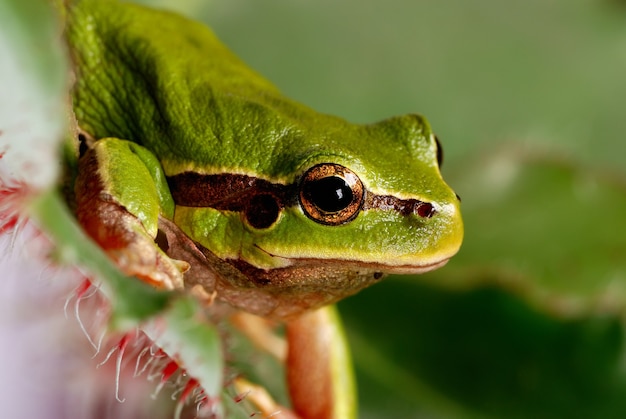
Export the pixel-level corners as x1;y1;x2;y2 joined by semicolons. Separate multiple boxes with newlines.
74;137;187;289
286;305;356;419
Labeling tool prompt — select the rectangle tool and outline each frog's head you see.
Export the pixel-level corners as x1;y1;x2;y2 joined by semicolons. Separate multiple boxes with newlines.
67;0;460;318
169;113;462;318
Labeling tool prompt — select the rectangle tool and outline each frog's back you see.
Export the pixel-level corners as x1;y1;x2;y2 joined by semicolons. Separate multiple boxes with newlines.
68;0;329;179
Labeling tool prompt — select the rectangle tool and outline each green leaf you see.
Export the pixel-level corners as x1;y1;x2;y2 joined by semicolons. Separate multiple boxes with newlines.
341;279;626;419
447;147;626;316
145;296;223;403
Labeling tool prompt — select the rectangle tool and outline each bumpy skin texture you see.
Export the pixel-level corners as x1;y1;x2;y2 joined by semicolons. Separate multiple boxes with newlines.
66;0;462;317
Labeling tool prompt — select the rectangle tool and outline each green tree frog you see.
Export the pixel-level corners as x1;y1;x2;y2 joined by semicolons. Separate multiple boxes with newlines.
63;0;463;417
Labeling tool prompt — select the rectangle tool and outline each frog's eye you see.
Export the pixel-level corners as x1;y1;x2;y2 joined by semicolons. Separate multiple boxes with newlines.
434;135;444;168
299;163;364;225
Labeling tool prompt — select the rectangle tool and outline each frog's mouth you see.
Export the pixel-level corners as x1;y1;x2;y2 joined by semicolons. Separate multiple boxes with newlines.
285;256;451;276
251;240;454;277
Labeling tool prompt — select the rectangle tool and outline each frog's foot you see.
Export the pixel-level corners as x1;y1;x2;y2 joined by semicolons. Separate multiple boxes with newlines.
76;197;187;290
233;378;299;419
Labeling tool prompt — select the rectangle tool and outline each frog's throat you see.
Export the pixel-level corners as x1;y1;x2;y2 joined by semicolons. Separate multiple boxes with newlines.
215;256;449;318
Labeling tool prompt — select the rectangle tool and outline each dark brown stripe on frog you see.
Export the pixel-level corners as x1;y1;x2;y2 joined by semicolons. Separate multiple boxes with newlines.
167;172;297;211
364;194;436;218
167;172;435;218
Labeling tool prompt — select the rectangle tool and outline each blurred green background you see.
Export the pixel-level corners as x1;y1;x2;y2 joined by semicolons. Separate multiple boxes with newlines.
139;0;626;417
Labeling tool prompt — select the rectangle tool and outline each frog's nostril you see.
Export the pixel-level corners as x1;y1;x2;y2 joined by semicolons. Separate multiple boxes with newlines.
415;202;435;218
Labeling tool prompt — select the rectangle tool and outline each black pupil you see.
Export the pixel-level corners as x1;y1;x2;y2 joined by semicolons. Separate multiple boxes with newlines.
306;176;353;213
